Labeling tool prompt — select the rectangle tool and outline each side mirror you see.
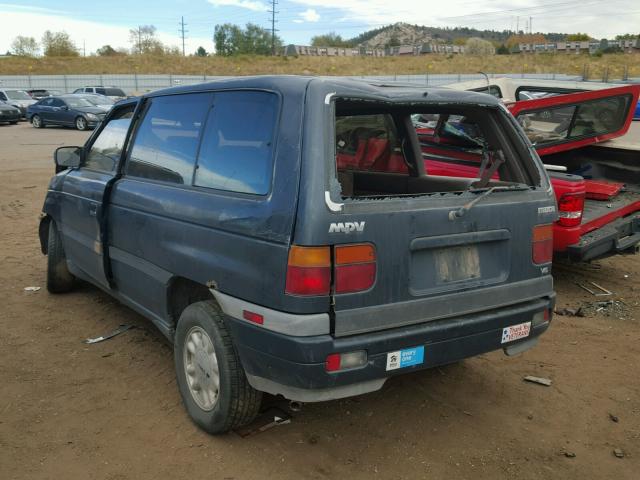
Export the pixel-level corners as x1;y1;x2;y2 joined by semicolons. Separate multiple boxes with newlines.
54;146;82;172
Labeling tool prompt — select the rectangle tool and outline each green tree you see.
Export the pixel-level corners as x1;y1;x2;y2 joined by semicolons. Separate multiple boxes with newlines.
96;45;120;56
214;23;282;56
196;46;208;56
11;36;39;57
310;32;351;47
566;33;590;41
496;43;510;55
387;35;401;47
615;33;640;40
41;31;79;56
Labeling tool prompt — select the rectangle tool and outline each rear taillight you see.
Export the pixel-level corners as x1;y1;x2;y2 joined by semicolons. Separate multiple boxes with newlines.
334;244;376;294
285;243;377;296
557;193;585;227
285;246;331;296
532;224;553;265
325;351;367;372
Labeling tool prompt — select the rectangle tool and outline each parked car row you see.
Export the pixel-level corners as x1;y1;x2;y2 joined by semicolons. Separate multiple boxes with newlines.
28;95;109;130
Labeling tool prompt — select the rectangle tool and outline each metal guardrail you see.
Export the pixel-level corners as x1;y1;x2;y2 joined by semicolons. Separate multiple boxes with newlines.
0;73;585;95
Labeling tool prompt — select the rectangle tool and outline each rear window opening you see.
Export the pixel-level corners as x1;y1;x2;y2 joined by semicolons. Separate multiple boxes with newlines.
334;99;539;199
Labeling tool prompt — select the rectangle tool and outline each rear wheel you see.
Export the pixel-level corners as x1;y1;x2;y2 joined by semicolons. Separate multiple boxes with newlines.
10;121;18;125
75;116;87;131
46;220;75;293
174;300;262;434
31;115;44;128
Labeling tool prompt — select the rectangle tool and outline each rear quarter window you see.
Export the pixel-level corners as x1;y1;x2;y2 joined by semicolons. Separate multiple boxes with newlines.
194;91;278;195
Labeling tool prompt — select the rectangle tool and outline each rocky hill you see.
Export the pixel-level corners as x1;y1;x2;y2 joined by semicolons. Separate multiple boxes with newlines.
349;22;567;48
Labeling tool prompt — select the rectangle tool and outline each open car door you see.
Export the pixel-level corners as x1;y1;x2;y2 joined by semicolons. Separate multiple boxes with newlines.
507;85;640;156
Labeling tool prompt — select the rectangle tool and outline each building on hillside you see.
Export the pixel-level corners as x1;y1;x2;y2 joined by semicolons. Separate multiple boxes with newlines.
518;38;639;54
283;42;464;57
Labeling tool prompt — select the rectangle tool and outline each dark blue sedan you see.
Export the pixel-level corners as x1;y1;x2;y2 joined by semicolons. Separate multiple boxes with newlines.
27;95;107;130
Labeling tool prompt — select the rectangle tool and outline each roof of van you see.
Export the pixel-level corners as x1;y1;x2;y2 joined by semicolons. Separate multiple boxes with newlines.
142;75;503;107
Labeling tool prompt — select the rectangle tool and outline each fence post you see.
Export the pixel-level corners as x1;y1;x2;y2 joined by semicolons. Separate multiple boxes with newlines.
582;64;588;81
63;75;68;93
134;73;139;92
623;66;628;81
602;66;609;83
99;74;104;85
28;75;32;88
457;73;461;82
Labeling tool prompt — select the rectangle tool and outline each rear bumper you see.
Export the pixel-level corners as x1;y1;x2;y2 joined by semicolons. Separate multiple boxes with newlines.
565;213;640;262
0;112;21;122
226;295;555;402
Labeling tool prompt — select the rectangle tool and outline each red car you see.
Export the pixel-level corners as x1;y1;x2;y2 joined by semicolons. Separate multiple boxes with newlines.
337;84;640;262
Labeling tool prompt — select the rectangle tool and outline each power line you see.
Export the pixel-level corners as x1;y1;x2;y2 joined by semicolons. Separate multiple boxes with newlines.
268;0;278;55
179;16;188;56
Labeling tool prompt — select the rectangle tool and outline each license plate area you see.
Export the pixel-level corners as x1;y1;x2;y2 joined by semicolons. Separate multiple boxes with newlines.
409;229;511;296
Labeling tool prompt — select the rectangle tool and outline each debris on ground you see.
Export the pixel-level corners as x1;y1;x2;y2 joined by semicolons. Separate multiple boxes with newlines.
83;324;135;344
523;376;552;387
23;286;40;292
578;281;612;296
564;451;576;458
580;300;631;320
233;407;291;438
609;413;619;423
554;307;585;317
613;448;625;458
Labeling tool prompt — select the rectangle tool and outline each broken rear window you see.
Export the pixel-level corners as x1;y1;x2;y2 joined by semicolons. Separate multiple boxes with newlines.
334;100;537;199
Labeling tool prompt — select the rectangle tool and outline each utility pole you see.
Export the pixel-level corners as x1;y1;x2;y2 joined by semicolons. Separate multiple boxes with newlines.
268;0;278;55
529;16;533;35
138;26;142;54
179;16;188;56
516;16;519;35
83;39;86;57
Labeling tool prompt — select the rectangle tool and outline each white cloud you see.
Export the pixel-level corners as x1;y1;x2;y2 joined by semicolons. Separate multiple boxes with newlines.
299;8;320;22
0;11;213;55
207;0;269;12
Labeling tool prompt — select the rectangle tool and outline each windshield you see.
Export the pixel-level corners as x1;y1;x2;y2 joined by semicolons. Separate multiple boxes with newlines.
64;97;94;108
84;95;115;106
5;90;32;100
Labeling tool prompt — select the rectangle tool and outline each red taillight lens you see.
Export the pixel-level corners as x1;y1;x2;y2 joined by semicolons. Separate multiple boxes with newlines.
532;224;553;264
242;310;264;325
325;353;341;372
557;193;585;227
334;244;376;294
285;246;331;296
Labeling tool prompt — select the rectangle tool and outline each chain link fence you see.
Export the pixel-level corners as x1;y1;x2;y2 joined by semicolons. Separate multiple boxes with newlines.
0;72;592;95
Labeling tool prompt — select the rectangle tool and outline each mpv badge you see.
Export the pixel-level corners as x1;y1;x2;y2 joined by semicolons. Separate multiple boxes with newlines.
329;221;365;233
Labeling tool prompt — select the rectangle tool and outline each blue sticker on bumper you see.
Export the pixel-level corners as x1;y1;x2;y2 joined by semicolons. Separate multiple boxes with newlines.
386;345;425;371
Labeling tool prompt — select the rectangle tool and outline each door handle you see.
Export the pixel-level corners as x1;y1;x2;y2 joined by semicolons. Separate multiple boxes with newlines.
89;204;97;217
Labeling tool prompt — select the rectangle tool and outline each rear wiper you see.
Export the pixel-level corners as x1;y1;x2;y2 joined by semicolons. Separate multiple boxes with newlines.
474;149;505;189
448;185;526;221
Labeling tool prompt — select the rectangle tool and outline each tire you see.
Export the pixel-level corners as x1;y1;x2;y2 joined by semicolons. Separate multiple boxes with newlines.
31;115;45;128
75;116;87;131
174;300;262;434
46;220;75;293
10;121;18;125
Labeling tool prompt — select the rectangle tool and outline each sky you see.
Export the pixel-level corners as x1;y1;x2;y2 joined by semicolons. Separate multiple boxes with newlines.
0;0;638;55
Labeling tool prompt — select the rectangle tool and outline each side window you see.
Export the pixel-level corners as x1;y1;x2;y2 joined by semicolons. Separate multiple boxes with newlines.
194;91;278;195
84;106;135;172
96;88;107;95
40;98;54;106
51;99;65;108
0;92;7;101
73;88;83;94
126;93;211;184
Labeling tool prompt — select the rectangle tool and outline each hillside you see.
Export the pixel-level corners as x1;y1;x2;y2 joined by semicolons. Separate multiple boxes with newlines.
349;22;568;48
0;52;637;79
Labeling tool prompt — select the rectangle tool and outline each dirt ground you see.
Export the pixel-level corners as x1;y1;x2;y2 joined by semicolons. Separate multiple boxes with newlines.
1;122;638;480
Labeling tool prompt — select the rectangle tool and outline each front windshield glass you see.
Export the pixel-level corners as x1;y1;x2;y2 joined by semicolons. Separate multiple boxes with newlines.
6;90;32;100
64;97;94;108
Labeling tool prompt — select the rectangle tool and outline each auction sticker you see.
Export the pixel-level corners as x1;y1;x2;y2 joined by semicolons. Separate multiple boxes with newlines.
386;346;425;371
501;321;531;344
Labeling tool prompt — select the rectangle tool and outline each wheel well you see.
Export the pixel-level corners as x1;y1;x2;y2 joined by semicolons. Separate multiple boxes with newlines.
39;215;51;254
166;277;215;326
